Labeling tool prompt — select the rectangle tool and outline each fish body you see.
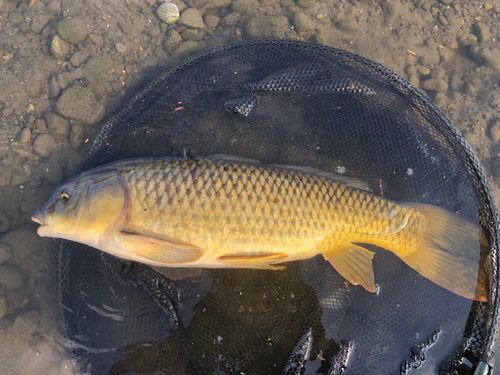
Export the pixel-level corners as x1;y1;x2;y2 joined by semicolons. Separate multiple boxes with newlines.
32;155;488;301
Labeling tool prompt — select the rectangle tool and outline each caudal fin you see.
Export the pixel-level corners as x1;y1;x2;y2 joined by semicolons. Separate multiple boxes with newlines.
400;204;489;302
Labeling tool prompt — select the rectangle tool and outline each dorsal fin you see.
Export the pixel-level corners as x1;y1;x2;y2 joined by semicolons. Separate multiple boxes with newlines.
269;164;373;192
201;154;262;164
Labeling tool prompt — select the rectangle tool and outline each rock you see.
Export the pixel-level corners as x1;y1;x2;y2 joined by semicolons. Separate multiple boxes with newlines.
172;41;205;60
231;0;247;13
181;29;206;41
47;0;61;15
381;0;401;25
204;14;220;28
477;48;500;71
145;24;162;37
45;111;70;140
0;212;11;232
297;0;315;8
437;14;448;26
409;74;419;88
0;297;6;319
164;30;182;53
35;118;47;133
89;33;104;47
51;35;69;60
458;34;477;46
157;3;180;24
83;55;113;88
10;141;31;158
19;128;31;143
245;15;289;38
433;92;446;108
293;12;314;38
115;42;127;53
438;47;454;62
55;84;105;125
417;65;430;75
69;123;85;148
0;266;24;290
138;55;159;70
420;78;448;92
30;13;52;34
0;243;12;265
184;0;231;9
8;12;23;23
472;22;490;44
336;16;357;31
33;134;56;157
179;8;204;29
57;17;88;44
429;66;446;80
49;75;61;99
22;57;52;98
69;49;90;67
449;74;464;91
489;120;500;142
221;12;239;27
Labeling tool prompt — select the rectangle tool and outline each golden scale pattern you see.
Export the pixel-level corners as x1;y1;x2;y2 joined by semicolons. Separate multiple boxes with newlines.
119;158;421;258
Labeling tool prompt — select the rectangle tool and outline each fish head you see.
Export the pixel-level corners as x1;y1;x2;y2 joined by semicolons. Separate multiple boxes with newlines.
32;168;127;246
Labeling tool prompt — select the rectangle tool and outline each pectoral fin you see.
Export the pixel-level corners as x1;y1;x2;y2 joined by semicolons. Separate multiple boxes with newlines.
118;231;204;264
216;253;289;270
323;244;376;292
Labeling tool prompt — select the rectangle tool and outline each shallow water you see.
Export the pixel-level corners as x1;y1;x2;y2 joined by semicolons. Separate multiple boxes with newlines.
0;0;499;373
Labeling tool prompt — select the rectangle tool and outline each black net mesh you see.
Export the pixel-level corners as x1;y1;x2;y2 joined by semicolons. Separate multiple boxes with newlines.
53;40;500;375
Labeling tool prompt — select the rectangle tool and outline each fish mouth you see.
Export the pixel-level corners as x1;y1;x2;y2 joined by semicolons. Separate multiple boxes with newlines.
31;215;44;225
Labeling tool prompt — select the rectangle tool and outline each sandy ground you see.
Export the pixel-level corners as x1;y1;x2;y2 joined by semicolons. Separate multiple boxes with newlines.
0;0;499;373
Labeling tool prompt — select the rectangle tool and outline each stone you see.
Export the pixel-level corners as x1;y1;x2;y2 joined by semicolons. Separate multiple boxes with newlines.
83;55;113;88
115;42;127;53
472;22;490;44
19;128;31;143
33;134;56;157
381;0;401;25
157;2;180;24
50;35;69;61
164;30;182;53
57;17;89;44
30;13;52;34
221;12;239;27
0;212;11;232
293;12;314;38
478;48;500;71
204;14;220;28
145;25;162;37
245;15;289;38
181;28;206;41
489;120;500;143
179;8;204;29
420;78;448;92
49;75;60;99
172;41;205;60
449;74;464;91
45;111;70;140
184;0;231;9
69;50;90;67
8;12;23;23
22;57;52;98
458;34;477;46
336;16;357;31
297;0;315;8
231;0;247;14
47;0;61;15
55;84;105;125
0;243;12;265
0;266;24;290
0;298;6;319
89;33;104;47
69;123;85;148
10;141;31;158
417;65;430;75
429;66;446;80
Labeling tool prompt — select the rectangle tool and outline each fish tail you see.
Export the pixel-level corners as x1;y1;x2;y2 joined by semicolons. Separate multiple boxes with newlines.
394;204;489;301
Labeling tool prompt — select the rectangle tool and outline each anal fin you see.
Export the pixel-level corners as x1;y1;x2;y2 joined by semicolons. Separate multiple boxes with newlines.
323;244;376;292
118;231;204;264
216;253;289;270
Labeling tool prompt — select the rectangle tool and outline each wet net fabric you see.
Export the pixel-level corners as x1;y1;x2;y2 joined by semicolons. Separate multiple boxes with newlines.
54;40;500;375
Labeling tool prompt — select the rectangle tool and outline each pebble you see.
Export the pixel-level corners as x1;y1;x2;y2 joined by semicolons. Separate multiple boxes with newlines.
145;25;162;37
0;298;6;320
472;22;490;44
69;123;85;149
83;56;113;88
30;13;52;34
179;8;204;29
69;50;91;67
293;12;314;38
0;243;12;265
336;16;357;32
222;12;239;27
172;41;205;60
489;120;500;143
45;111;70;140
420;78;448;92
33;134;57;158
0;265;24;291
297;0;315;8
157;3;180;24
164;30;182;53
204;15;220;28
50;35;69;61
20;128;31;143
89;33;104;47
55;84;105;125
0;212;11;233
245;15;289;38
49;75;61;99
115;42;127;53
57;17;89;44
449;74;464;91
182;29;206;41
429;66;446;80
457;34;477;46
232;0;247;13
417;66;430;75
478;48;500;71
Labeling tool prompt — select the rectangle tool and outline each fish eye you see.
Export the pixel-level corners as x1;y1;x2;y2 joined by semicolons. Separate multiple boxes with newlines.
60;188;72;202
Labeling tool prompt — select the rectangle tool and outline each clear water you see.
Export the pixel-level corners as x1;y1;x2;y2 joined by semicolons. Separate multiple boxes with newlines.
0;0;499;373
